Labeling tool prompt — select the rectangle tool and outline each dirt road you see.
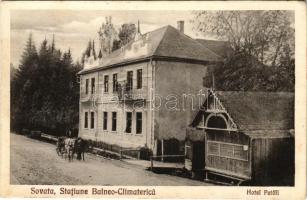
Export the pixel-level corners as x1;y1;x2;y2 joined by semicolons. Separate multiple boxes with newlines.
10;133;211;186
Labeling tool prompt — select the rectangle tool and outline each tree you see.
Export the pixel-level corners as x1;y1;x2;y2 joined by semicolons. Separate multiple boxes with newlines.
193;11;295;92
98;16;118;55
11;33;39;130
92;40;97;59
112;23;136;51
11;33;82;136
192;11;294;65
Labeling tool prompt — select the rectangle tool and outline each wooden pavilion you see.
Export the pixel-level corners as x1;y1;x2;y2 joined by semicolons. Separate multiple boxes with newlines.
185;89;294;186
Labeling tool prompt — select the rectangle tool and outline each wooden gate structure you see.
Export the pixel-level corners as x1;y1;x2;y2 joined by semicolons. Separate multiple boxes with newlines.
185;89;294;186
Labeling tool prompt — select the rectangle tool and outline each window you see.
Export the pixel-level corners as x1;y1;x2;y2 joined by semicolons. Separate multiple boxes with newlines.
90;112;95;129
136;112;142;134
91;78;95;94
125;112;132;133
112;112;117;131
85;79;89;94
103;112;108;130
84;112;88;128
137;69;142;89
207;141;248;161
104;75;109;92
113;73;118;92
127;71;133;91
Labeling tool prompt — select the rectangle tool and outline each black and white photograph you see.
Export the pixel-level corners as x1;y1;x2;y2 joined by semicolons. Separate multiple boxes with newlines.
1;1;306;199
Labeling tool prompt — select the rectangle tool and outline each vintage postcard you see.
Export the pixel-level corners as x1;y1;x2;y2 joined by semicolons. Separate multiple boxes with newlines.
0;1;306;199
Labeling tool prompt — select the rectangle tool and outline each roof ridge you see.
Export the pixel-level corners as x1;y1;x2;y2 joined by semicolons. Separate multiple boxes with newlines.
152;25;174;56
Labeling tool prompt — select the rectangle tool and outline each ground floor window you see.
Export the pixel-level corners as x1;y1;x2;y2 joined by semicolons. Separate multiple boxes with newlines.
103;112;108;130
112;112;117;131
90;112;95;129
84;112;88;128
136;112;142;134
125;112;132;133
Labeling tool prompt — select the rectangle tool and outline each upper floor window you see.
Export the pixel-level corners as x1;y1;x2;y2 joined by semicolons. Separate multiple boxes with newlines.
137;69;142;89
125;112;132;133
103;112;108;130
84;112;88;128
104;75;109;93
127;71;133;91
136;112;142;134
112;112;117;132
90;112;95;129
113;73;118;92
91;78;95;94
85;79;89;94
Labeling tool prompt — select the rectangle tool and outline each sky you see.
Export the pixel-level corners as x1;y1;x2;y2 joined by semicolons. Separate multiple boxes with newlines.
11;10;208;68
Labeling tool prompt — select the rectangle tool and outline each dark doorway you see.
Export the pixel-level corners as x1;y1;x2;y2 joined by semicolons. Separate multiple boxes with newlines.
192;141;205;171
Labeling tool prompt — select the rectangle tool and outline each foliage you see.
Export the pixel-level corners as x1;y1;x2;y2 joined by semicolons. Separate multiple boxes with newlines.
11;33;82;136
98;16;118;56
193;11;294;92
193;11;294;66
112;23;136;51
214;52;294;92
81;20;136;64
81;40;97;64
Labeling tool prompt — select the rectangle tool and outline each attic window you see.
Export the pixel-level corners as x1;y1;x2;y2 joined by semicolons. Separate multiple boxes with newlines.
206;115;227;129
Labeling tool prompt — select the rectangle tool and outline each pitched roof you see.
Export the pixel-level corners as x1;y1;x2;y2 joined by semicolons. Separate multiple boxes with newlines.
214;91;294;131
243;129;293;139
196;39;234;58
79;26;222;74
154;26;222;61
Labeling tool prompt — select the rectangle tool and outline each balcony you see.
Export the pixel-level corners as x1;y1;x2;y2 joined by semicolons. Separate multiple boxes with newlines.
116;81;147;102
80;80;148;103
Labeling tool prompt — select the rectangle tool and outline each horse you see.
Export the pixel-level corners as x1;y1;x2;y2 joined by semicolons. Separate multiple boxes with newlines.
73;137;88;161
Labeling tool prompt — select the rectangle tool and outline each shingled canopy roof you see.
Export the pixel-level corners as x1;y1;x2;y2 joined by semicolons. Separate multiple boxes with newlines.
79;25;222;74
215;91;294;131
192;91;294;133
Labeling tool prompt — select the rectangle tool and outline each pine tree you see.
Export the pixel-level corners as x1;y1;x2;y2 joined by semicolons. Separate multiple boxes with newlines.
98;49;103;59
81;40;92;64
51;34;55;53
11;33;39;130
92;40;97;60
12;33;82;136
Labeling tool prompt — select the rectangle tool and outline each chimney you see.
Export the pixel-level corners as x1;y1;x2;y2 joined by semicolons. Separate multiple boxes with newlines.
177;21;184;33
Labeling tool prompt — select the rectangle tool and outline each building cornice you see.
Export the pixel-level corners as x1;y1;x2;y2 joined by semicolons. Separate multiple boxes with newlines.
78;56;221;75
